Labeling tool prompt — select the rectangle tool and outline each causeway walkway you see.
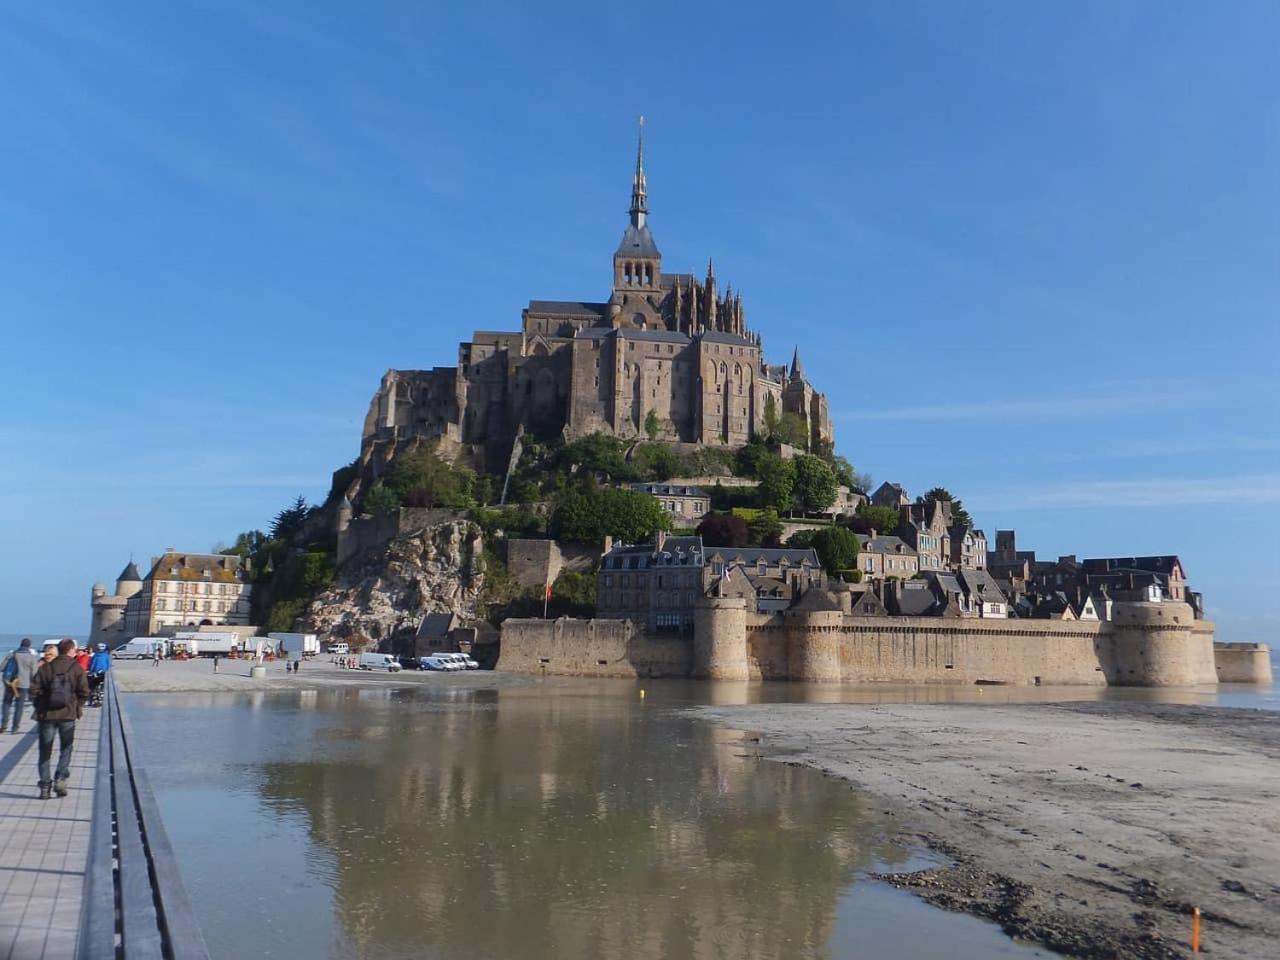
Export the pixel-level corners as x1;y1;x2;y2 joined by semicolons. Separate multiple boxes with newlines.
0;707;100;960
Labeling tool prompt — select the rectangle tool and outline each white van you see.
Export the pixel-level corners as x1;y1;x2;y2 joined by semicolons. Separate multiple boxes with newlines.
329;642;350;656
114;638;168;660
358;653;401;672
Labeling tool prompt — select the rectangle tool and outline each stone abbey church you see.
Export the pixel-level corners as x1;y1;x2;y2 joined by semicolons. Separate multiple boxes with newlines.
362;127;833;470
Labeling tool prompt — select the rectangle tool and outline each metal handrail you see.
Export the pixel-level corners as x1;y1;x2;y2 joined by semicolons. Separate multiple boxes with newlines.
78;672;211;959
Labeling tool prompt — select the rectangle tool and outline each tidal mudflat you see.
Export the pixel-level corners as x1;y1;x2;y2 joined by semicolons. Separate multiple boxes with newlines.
697;700;1280;959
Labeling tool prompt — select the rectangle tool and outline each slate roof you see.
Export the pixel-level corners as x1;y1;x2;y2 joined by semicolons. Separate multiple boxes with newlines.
707;547;820;567
956;569;1008;604
700;331;754;346
616;223;661;258
603;536;704;569
1081;556;1183;577
618;328;691;344
148;552;245;583
526;300;609;318
893;584;943;617
631;483;708;498
855;534;916;556
791;588;841;612
417;611;459;639
118;561;142;582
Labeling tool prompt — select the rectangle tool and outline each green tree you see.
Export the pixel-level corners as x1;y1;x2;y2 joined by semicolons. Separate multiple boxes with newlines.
271;495;310;542
549;570;596;618
758;457;797;513
746;507;784;547
776;412;809;450
644;409;660;441
220;530;267;559
555;433;636;482
386;448;475;509
362;483;400;516
632;443;680;482
696;512;749;548
763;393;780;439
916;487;973;529
551;487;671;544
735;439;772;479
810;526;860;575
793;455;838;513
854;503;903;536
472;475;495;507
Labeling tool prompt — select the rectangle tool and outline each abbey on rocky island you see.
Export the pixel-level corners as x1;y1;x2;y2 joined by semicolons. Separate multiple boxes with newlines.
361;124;833;471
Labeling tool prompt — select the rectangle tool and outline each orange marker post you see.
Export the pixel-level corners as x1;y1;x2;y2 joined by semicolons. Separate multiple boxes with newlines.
1191;906;1201;953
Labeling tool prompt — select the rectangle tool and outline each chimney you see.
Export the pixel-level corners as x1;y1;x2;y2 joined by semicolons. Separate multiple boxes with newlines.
655;529;667;551
602;535;614;556
868;527;877;540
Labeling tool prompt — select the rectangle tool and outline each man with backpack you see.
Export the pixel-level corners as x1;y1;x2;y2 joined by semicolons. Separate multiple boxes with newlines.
1;638;40;734
29;639;89;800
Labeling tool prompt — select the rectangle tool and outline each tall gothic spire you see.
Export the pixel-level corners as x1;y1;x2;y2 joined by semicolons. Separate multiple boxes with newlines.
790;346;805;381
629;115;648;228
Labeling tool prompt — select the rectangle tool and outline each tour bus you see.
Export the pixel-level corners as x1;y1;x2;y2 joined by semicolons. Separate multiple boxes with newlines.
357;653;401;672
114;637;169;660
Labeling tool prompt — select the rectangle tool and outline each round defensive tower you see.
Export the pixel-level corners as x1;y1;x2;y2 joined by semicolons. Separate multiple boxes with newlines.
786;608;843;682
692;596;749;681
1109;601;1216;686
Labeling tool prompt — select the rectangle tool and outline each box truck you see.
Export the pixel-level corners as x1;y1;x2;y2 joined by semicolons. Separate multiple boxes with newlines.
174;631;241;656
268;633;319;658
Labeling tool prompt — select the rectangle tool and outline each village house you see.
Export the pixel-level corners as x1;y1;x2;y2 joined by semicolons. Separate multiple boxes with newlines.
630;482;711;524
854;533;919;580
870;481;910;509
597;534;705;633
897;499;951;573
949;525;988;570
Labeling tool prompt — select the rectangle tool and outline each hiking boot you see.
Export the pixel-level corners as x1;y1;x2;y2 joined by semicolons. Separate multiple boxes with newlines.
53;780;68;798
38;784;51;801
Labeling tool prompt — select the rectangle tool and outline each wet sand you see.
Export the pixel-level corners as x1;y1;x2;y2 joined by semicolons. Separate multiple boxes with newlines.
696;700;1280;960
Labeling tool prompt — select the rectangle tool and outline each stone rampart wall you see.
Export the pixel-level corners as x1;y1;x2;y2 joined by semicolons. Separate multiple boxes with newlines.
1214;642;1274;684
497;602;1218;687
499;618;690;678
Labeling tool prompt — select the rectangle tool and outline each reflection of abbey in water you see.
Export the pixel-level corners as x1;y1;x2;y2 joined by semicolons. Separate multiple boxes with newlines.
361;123;833;469
253;688;883;959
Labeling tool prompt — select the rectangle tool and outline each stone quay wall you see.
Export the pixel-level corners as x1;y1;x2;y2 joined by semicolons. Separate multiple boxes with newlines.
1213;642;1274;684
500;600;1221;688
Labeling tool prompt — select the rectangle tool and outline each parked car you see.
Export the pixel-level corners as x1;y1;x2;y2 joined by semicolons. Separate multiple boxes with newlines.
358;653;401;672
442;653;480;670
420;656;463;672
397;655;422;671
328;642;350;655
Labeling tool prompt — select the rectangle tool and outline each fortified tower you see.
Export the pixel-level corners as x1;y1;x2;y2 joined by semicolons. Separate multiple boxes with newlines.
692;596;749;681
1105;601;1217;686
89;561;143;647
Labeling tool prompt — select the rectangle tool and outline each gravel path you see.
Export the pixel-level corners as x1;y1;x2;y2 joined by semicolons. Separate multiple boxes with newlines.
695;701;1280;960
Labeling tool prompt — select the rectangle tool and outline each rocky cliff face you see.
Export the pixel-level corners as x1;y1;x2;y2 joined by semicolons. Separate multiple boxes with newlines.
304;519;485;645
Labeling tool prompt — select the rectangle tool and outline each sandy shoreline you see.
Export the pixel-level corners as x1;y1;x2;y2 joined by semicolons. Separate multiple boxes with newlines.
110;658;536;693
696;700;1280;960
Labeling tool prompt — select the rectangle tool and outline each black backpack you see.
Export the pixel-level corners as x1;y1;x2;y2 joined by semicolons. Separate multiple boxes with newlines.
45;668;73;711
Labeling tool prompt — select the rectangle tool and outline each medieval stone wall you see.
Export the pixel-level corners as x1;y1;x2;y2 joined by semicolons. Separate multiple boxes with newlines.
498;600;1221;688
1213;642;1274;684
497;617;691;677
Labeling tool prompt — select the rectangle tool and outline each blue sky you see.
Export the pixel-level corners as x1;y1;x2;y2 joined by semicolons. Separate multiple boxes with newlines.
1;2;1276;639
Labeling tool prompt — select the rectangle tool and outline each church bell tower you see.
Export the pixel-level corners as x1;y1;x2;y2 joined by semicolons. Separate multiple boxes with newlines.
611;117;663;325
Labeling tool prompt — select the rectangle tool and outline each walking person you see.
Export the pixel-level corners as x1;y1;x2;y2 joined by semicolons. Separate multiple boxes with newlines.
1;638;40;733
152;646;161;668
213;655;220;673
87;643;111;708
30;639;89;800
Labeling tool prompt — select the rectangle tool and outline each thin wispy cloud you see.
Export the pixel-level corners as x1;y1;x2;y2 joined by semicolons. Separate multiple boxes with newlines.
972;474;1280;510
836;378;1275;423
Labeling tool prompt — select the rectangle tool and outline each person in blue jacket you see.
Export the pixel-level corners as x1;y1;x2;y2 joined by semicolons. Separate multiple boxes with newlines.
87;644;111;708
